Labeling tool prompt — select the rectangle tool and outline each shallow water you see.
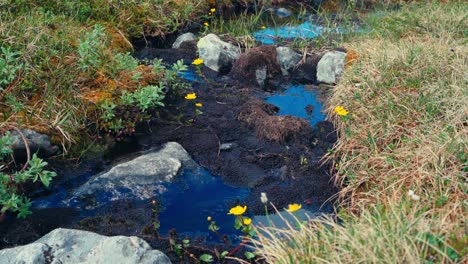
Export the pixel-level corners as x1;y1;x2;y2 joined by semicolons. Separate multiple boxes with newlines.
157;167;249;239
266;85;326;126
254;21;328;44
32;166;250;242
178;70;203;82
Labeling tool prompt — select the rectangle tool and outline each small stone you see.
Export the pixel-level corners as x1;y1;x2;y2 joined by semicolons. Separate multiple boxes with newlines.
197;34;240;73
275;8;292;18
172;32;196;49
10;129;59;158
316;51;347;84
255;67;267;87
276;47;302;75
220;142;238;151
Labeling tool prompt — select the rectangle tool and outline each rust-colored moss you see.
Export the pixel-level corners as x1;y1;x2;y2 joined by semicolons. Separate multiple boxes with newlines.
345;48;358;68
238;99;312;143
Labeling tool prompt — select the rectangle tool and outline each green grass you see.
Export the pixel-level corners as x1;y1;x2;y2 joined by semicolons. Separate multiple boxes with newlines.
253;1;467;263
0;0;208;154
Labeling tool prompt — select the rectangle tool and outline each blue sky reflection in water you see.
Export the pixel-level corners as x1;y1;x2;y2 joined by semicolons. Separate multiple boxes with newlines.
266;85;326;126
254;22;327;44
157;167;249;241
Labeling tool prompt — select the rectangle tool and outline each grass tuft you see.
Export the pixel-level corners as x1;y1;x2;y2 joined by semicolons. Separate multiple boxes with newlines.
253;1;467;263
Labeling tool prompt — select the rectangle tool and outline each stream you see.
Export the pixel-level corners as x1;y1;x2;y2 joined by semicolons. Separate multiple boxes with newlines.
1;19;338;258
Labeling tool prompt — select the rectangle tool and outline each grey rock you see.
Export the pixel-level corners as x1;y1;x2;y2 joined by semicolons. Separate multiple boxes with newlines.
255;67;267;87
316;51;346;84
10;129;59;157
0;228;171;264
172;33;196;49
65;142;193;209
197;34;240;73
220;142;238;151
275;7;292;18
276;47;302;75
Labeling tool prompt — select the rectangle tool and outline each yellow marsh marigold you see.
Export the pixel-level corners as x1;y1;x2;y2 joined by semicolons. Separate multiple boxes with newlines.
210;8;216;13
286;203;302;213
261;25;267;29
334;106;349;116
192;58;204;65
185;93;197;100
204;22;209;27
243;217;252;225
228;205;247;215
195;103;203;107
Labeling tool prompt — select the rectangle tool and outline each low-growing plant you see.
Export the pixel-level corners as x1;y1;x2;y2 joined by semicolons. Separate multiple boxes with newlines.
97;59;189;137
0;132;57;220
0;46;23;91
77;24;106;72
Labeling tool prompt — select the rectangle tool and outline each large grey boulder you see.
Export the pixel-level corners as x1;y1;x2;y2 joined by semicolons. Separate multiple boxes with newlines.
172;32;196;49
197;34;240;73
54;142;192;209
276;47;302;75
316;51;347;84
10;129;59;157
0;228;171;264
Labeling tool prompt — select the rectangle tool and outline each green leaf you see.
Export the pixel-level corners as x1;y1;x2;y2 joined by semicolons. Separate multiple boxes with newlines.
182;239;190;247
234;217;242;230
17;198;32;218
199;254;213;263
220;251;229;259
245;251;256;260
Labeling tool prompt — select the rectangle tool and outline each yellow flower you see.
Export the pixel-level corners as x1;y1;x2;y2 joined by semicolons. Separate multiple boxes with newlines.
210;8;216;13
207;216;212;221
333;106;349;116
204;22;209;27
243;217;252;225
261;25;266;29
286;203;302;213
185;93;197;100
195;103;203;107
192;58;204;65
228;205;247;215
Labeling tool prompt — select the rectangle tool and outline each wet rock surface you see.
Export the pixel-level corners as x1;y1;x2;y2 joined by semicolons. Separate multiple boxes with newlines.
172;32;196;49
61;142;194;209
0;228;171;264
10;129;59;158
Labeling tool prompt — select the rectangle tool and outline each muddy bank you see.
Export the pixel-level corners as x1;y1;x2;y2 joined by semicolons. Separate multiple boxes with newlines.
135;46;337;213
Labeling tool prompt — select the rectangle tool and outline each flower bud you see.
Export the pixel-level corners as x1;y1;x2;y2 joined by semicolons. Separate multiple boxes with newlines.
260;192;268;204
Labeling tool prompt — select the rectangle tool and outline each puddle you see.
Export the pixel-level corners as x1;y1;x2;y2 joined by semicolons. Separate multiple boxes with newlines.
178;70;203;82
266;85;326;126
157;167;249;239
254;21;328;44
32;166;250;242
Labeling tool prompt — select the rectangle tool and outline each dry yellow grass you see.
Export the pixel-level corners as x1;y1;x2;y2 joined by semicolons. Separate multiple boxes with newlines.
252;1;467;263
